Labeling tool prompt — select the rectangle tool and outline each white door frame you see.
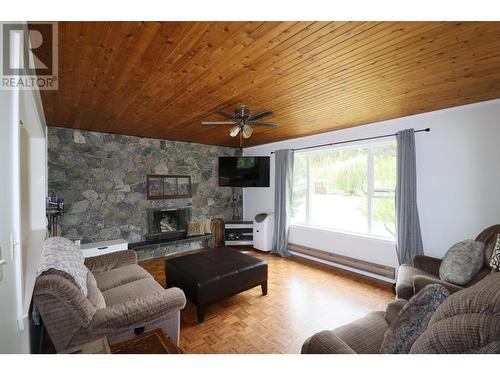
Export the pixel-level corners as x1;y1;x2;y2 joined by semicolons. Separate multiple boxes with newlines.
10;28;25;331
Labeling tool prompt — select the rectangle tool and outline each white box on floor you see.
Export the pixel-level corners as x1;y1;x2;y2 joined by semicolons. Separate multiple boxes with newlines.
253;213;274;252
80;239;128;258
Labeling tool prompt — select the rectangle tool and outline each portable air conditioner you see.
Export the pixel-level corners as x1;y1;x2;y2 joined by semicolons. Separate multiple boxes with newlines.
253;213;274;252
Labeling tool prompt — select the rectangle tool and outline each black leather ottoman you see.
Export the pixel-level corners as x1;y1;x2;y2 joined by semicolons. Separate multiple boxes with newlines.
165;247;268;323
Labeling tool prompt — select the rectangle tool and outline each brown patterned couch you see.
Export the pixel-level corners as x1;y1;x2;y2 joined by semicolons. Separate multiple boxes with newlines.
301;271;500;353
395;224;500;300
34;250;186;352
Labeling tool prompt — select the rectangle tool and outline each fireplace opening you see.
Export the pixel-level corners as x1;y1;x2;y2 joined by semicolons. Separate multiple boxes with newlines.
146;207;191;241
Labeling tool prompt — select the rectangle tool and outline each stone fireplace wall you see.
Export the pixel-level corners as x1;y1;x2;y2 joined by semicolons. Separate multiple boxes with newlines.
47;127;243;243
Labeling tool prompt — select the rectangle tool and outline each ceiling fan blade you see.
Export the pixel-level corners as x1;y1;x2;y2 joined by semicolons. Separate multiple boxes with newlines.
248;111;273;121
242;124;253;139
251;122;278;128
229;125;241;137
202;121;236;125
215;110;235;119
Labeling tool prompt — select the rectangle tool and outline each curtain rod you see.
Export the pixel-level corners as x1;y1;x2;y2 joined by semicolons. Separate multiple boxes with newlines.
270;128;430;154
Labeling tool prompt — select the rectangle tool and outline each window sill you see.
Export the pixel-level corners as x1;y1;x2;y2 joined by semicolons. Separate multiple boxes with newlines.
290;223;396;244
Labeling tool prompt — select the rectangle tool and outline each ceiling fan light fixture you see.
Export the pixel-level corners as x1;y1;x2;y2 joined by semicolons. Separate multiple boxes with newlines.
242;124;253;139
229;125;241;137
202;106;277;145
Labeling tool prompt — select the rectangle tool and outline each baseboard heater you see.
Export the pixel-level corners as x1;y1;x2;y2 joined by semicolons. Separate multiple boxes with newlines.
288;243;395;279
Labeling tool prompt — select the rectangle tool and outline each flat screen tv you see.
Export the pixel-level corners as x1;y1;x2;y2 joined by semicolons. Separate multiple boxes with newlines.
218;156;270;187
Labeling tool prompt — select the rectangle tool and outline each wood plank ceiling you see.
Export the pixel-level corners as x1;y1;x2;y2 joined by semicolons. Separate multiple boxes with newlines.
37;21;500;147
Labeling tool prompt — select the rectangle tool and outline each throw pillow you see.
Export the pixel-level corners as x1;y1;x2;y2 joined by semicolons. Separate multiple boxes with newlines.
86;270;106;309
489;233;500;272
484;235;497;268
187;221;205;237
380;284;449;354
439;239;485;286
384;299;408;324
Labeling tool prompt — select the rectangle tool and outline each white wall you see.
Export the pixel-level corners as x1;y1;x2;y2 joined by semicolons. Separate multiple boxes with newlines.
18;89;48;333
0;84;30;354
0;22;48;353
244;99;500;275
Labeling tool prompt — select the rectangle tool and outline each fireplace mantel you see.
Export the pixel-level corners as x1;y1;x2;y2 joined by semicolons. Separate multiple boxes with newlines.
129;234;213;262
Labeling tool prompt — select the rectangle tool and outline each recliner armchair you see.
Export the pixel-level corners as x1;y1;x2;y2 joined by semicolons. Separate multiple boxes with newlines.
34;249;186;352
395;224;499;300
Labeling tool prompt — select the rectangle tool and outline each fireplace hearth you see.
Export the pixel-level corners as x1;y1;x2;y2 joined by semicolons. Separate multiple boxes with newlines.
146;207;191;241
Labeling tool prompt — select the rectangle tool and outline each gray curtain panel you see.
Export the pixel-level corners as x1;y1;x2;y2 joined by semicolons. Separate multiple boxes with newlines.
396;129;424;265
273;149;294;257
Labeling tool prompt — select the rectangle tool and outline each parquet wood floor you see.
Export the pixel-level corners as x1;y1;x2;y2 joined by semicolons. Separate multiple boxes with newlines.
140;247;394;354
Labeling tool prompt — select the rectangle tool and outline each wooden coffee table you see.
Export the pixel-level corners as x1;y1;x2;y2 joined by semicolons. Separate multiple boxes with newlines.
110;329;182;354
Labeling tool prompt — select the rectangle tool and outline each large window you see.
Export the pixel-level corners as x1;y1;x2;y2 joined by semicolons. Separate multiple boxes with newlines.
291;141;396;239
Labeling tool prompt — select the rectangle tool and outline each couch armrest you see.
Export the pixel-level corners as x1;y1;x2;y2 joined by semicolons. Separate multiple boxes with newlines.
84;250;137;273
302;330;356;354
413;275;464;295
91;287;186;330
34;275;96;327
412;255;442;276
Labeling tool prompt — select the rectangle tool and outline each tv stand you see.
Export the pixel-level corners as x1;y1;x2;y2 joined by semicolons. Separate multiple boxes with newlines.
225;221;253;246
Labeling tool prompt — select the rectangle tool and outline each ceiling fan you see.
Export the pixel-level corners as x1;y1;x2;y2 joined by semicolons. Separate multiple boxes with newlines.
202;106;278;147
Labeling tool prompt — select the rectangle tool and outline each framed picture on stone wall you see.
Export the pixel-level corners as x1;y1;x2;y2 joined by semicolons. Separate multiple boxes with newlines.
163;177;177;196
177;176;191;196
146;174;192;200
147;176;163;198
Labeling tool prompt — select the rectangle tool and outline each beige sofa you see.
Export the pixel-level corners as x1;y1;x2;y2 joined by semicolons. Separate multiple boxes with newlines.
302;271;500;354
34;250;186;352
